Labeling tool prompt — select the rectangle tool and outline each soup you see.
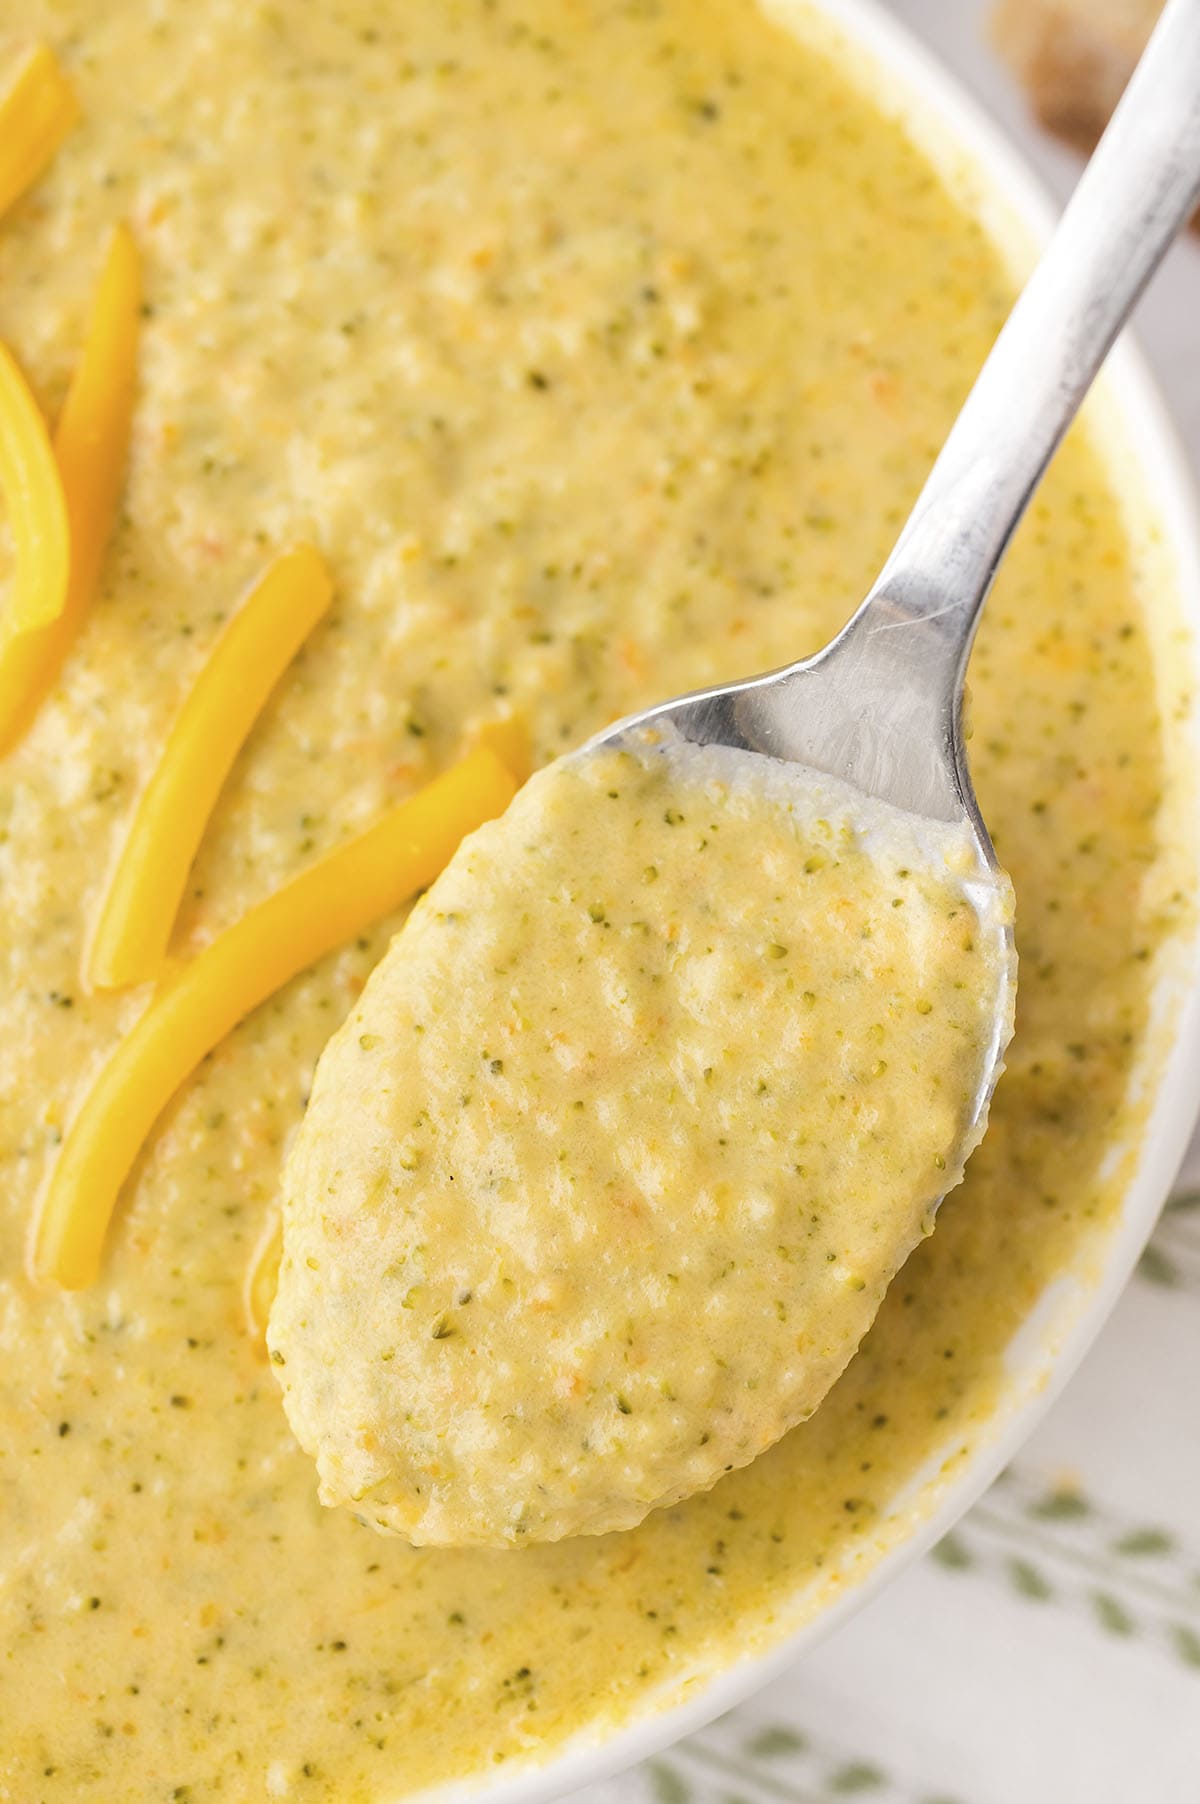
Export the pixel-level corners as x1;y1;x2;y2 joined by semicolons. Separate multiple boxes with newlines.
0;0;1191;1797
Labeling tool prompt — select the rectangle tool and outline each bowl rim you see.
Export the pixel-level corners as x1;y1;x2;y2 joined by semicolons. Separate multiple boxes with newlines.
413;3;1200;1798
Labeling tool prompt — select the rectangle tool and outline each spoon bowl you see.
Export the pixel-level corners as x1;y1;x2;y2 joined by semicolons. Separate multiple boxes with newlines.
584;628;1018;1222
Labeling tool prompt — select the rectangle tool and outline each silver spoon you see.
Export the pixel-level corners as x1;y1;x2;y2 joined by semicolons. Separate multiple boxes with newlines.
583;0;1200;1178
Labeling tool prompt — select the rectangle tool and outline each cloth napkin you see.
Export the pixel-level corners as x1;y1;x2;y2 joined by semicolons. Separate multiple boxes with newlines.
574;6;1200;1797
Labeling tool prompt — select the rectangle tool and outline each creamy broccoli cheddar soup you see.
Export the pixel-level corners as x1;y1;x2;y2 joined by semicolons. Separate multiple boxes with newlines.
0;0;1192;1798
272;738;1014;1546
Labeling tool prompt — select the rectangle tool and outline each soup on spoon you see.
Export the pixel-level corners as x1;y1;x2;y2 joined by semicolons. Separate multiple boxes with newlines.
270;0;1200;1548
267;727;1013;1545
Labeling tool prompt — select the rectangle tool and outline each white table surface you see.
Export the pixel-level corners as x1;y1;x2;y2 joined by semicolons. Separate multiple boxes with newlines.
576;7;1200;1801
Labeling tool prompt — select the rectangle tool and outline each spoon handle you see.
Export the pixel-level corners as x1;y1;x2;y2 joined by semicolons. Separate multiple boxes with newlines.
853;0;1200;691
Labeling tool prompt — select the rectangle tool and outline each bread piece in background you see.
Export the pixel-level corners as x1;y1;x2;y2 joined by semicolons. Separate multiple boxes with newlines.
991;0;1160;150
992;0;1198;228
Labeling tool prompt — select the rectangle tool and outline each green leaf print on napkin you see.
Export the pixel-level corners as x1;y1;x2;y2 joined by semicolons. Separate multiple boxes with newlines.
651;1716;974;1804
928;1467;1200;1672
1138;1188;1200;1289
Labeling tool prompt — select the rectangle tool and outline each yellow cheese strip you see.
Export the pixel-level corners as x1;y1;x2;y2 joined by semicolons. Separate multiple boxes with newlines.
244;1210;283;1343
86;545;333;991
0;341;70;634
0;42;79;222
0;224;141;756
31;743;519;1291
472;713;532;786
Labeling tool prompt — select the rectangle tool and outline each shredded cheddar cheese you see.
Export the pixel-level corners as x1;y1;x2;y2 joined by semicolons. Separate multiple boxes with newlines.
0;42;79;223
0;342;70;637
471;713;532;786
31;742;518;1290
86;545;333;991
0;224;141;755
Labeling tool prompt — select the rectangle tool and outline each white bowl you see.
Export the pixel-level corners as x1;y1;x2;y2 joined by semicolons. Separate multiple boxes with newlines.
422;3;1200;1798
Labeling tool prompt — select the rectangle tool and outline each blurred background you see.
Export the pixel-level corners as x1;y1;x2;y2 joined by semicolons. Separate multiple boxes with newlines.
581;5;1200;1801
